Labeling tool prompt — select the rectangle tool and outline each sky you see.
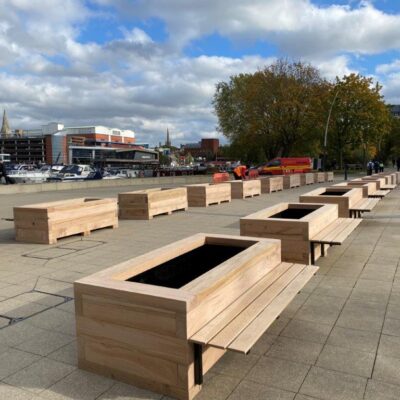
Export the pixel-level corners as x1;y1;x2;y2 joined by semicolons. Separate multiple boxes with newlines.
1;1;400;146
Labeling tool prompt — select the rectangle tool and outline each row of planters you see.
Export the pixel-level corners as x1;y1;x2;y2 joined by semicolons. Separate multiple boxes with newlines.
11;170;398;400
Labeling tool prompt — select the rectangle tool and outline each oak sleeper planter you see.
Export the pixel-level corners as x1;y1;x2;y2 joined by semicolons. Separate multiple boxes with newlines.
119;187;188;219
228;180;261;198
186;183;231;207
314;172;325;183
300;173;314;186
14;198;118;244
333;181;373;198
240;202;338;263
325;172;334;182
361;176;385;189
258;176;284;193
74;233;296;400
299;187;363;218
282;174;301;189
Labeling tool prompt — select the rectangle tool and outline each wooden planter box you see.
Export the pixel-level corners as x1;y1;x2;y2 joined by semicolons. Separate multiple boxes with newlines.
300;173;314;186
74;233;284;400
240;203;338;263
325;172;334;182
299;187;363;218
14;198;118;244
351;178;379;193
228;180;261;198
186;183;231;207
314;172;325;183
282;174;301;189
119;188;188;220
361;176;385;190
333;182;373;198
376;173;396;185
258;176;283;193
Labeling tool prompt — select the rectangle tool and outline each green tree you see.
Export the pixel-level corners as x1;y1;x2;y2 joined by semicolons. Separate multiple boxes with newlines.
213;59;329;162
328;74;391;168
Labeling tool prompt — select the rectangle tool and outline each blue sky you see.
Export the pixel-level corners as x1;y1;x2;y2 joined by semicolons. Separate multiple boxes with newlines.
1;0;400;145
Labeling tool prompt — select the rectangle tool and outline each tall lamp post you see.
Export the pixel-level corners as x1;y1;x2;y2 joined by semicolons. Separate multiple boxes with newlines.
323;88;340;171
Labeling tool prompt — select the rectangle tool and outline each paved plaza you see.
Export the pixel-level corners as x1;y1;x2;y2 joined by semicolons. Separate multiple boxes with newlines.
0;177;399;400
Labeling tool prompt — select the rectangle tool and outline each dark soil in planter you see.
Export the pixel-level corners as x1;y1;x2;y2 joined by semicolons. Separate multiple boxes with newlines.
270;207;318;220
128;244;246;289
321;190;348;196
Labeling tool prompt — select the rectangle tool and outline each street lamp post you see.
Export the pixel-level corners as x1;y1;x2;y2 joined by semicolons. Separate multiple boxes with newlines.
323;88;339;172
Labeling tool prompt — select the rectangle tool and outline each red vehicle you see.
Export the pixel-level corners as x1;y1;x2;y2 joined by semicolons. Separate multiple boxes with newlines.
259;157;312;175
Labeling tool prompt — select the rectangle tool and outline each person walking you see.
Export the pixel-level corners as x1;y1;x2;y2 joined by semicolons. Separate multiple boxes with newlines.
379;161;384;172
0;161;13;184
373;160;379;174
367;160;373;175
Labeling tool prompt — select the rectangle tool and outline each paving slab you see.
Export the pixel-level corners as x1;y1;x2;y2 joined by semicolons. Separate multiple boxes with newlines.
0;175;399;399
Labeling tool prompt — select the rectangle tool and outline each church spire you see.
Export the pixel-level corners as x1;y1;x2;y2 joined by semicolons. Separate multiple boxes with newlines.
165;128;171;147
1;109;11;137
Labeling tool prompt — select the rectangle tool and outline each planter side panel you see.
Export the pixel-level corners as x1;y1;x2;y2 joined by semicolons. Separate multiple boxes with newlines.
283;174;301;189
259;176;283;193
240;219;310;263
299;195;349;218
187;184;231;207
75;283;195;400
14;200;117;244
119;188;188;219
300;174;314;186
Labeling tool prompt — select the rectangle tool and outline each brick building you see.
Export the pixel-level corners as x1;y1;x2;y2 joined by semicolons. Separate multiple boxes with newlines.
182;138;219;159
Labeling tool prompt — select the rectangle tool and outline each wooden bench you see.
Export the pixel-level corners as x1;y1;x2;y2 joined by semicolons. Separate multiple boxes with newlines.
349;198;380;218
75;233;318;399
369;189;390;198
189;261;318;381
309;218;362;264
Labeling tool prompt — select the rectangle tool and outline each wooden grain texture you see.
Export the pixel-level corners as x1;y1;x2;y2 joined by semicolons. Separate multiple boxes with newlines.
228;180;261;198
14;198;118;244
74;234;282;400
240;202;338;264
300;173;314;186
186;183;231;207
333;181;373;198
282;174;301;189
119;187;188;219
360;176;385;190
258;176;284;193
325;172;334;182
299;187;363;218
314;172;325;183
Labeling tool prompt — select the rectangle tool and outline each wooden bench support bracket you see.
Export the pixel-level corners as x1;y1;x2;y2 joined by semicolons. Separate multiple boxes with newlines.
194;343;203;386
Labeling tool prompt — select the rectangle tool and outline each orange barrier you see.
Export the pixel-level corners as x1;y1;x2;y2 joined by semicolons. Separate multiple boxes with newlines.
213;172;230;183
247;169;259;180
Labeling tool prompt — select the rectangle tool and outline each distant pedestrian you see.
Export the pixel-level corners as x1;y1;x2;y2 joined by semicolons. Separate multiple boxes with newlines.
397;157;400;172
233;164;246;180
374;160;379;174
367;160;373;175
0;161;13;184
379;161;384;172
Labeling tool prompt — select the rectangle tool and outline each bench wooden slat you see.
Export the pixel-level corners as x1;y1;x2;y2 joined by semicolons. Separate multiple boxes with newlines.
381;184;396;190
332;219;362;243
206;263;308;350
370;190;390;198
311;218;353;244
351;198;379;212
227;265;318;354
190;262;294;345
310;218;362;245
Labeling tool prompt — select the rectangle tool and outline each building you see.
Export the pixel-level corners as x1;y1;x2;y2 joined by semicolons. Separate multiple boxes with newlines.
0;117;158;167
182;138;219;159
390;105;400;118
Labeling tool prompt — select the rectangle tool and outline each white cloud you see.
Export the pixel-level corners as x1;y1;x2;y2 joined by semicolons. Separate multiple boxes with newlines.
0;0;399;145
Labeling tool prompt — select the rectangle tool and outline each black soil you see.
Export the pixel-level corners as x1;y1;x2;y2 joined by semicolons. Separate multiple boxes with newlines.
127;244;246;288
